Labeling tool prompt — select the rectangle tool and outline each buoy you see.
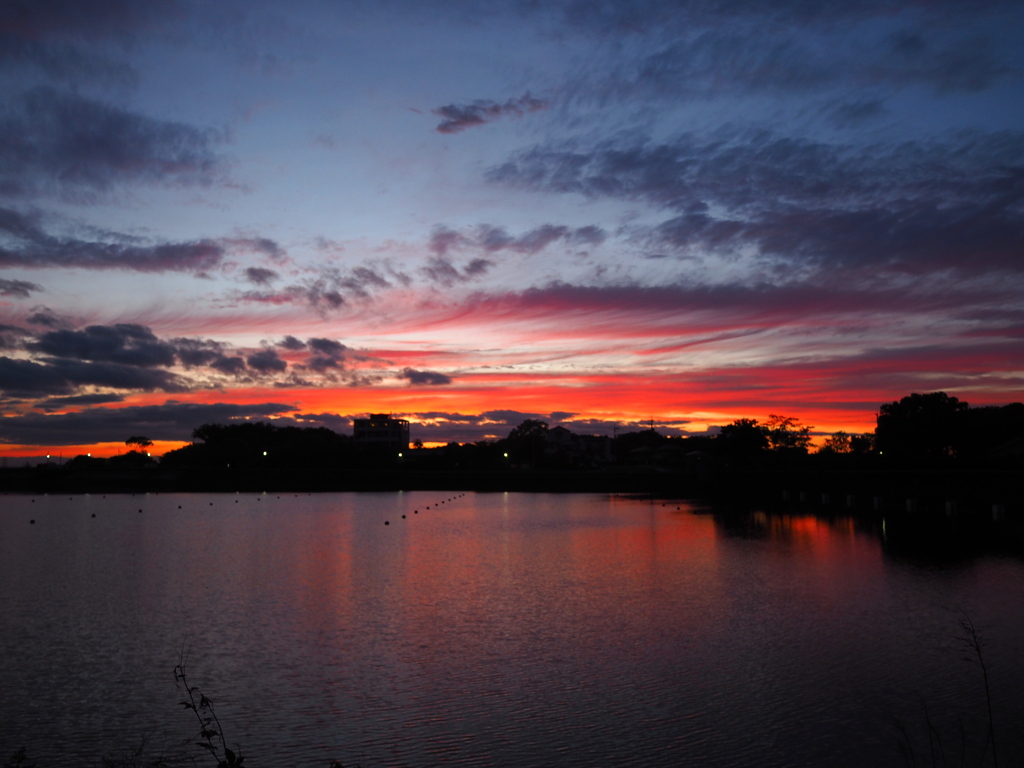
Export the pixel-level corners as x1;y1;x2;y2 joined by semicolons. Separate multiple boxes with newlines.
402;514;406;519
30;519;35;524
91;513;96;518
385;520;390;525
138;509;142;513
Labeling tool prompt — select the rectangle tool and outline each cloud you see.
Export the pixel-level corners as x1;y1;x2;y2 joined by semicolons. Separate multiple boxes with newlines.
173;338;247;376
246;348;287;373
433;92;549;134
303;337;349;372
244;266;279;285
542;0;1020;99
0;279;43;298
0;322;342;403
225;237;284;260
489;131;1024;275
0;355;187;399
398;368;453;386
421;256;495;287
0;207;226;272
308;337;346;356
0;399;298;447
33;393;126;412
429;223;606;257
24;307;68;328
0;0;180;88
0;0;179;40
29;324;177;367
0;87;227;201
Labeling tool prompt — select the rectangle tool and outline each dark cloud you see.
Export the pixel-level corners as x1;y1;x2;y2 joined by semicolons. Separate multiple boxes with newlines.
308;338;347;356
433;92;548;134
428;226;468;257
0;87;226;201
421;256;495;287
24;306;68;328
173;338;247;375
0;38;136;88
244;266;279;285
539;0;1020;87
33;393;126;412
210;356;247;375
279;335;307;351
398;368;453;386
29;324;177;367
0;355;187;399
337;266;391;298
825;98;888;128
428;223;605;261
0;0;180;87
0;206;226;272
0;0;180;41
246;348;287;373
236;262;405;313
303;338;348;372
489;131;1024;274
0;278;43;298
0;399;297;447
0;324;29;350
227;238;284;259
602;27;1017;105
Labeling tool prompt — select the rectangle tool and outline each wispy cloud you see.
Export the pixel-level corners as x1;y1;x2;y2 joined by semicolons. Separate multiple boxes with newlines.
433;92;549;134
0;87;228;201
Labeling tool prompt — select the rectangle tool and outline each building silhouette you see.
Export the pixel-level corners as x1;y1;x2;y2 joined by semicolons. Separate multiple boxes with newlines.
353;414;410;454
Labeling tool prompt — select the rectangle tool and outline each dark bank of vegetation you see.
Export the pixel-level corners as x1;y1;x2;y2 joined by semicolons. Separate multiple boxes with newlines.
2;392;1021;520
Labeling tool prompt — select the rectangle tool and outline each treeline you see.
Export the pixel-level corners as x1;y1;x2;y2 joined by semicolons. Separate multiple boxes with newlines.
33;390;1024;480
141;390;1023;474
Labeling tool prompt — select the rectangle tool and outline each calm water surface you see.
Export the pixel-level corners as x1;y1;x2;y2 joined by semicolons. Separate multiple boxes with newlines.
2;492;1023;767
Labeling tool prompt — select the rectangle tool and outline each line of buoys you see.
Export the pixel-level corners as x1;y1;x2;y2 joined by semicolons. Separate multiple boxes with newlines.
384;493;467;526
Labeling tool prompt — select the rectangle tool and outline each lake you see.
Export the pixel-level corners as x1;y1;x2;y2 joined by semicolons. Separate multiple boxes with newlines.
2;492;1023;767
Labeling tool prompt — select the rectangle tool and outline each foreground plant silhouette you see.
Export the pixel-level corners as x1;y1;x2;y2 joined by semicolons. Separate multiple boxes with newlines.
174;649;244;768
893;612;1003;768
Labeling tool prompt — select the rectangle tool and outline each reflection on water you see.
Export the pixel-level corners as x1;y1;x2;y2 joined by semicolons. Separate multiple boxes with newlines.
1;492;1023;767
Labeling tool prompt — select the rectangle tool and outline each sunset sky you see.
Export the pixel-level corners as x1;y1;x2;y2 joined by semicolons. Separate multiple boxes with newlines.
2;0;1023;458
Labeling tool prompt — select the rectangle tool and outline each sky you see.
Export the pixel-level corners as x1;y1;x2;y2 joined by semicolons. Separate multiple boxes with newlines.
1;0;1023;458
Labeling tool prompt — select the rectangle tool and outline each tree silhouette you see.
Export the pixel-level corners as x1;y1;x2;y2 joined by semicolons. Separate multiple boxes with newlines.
717;418;769;455
764;414;811;453
125;435;153;452
503;419;548;467
875;392;968;460
820;431;851;454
